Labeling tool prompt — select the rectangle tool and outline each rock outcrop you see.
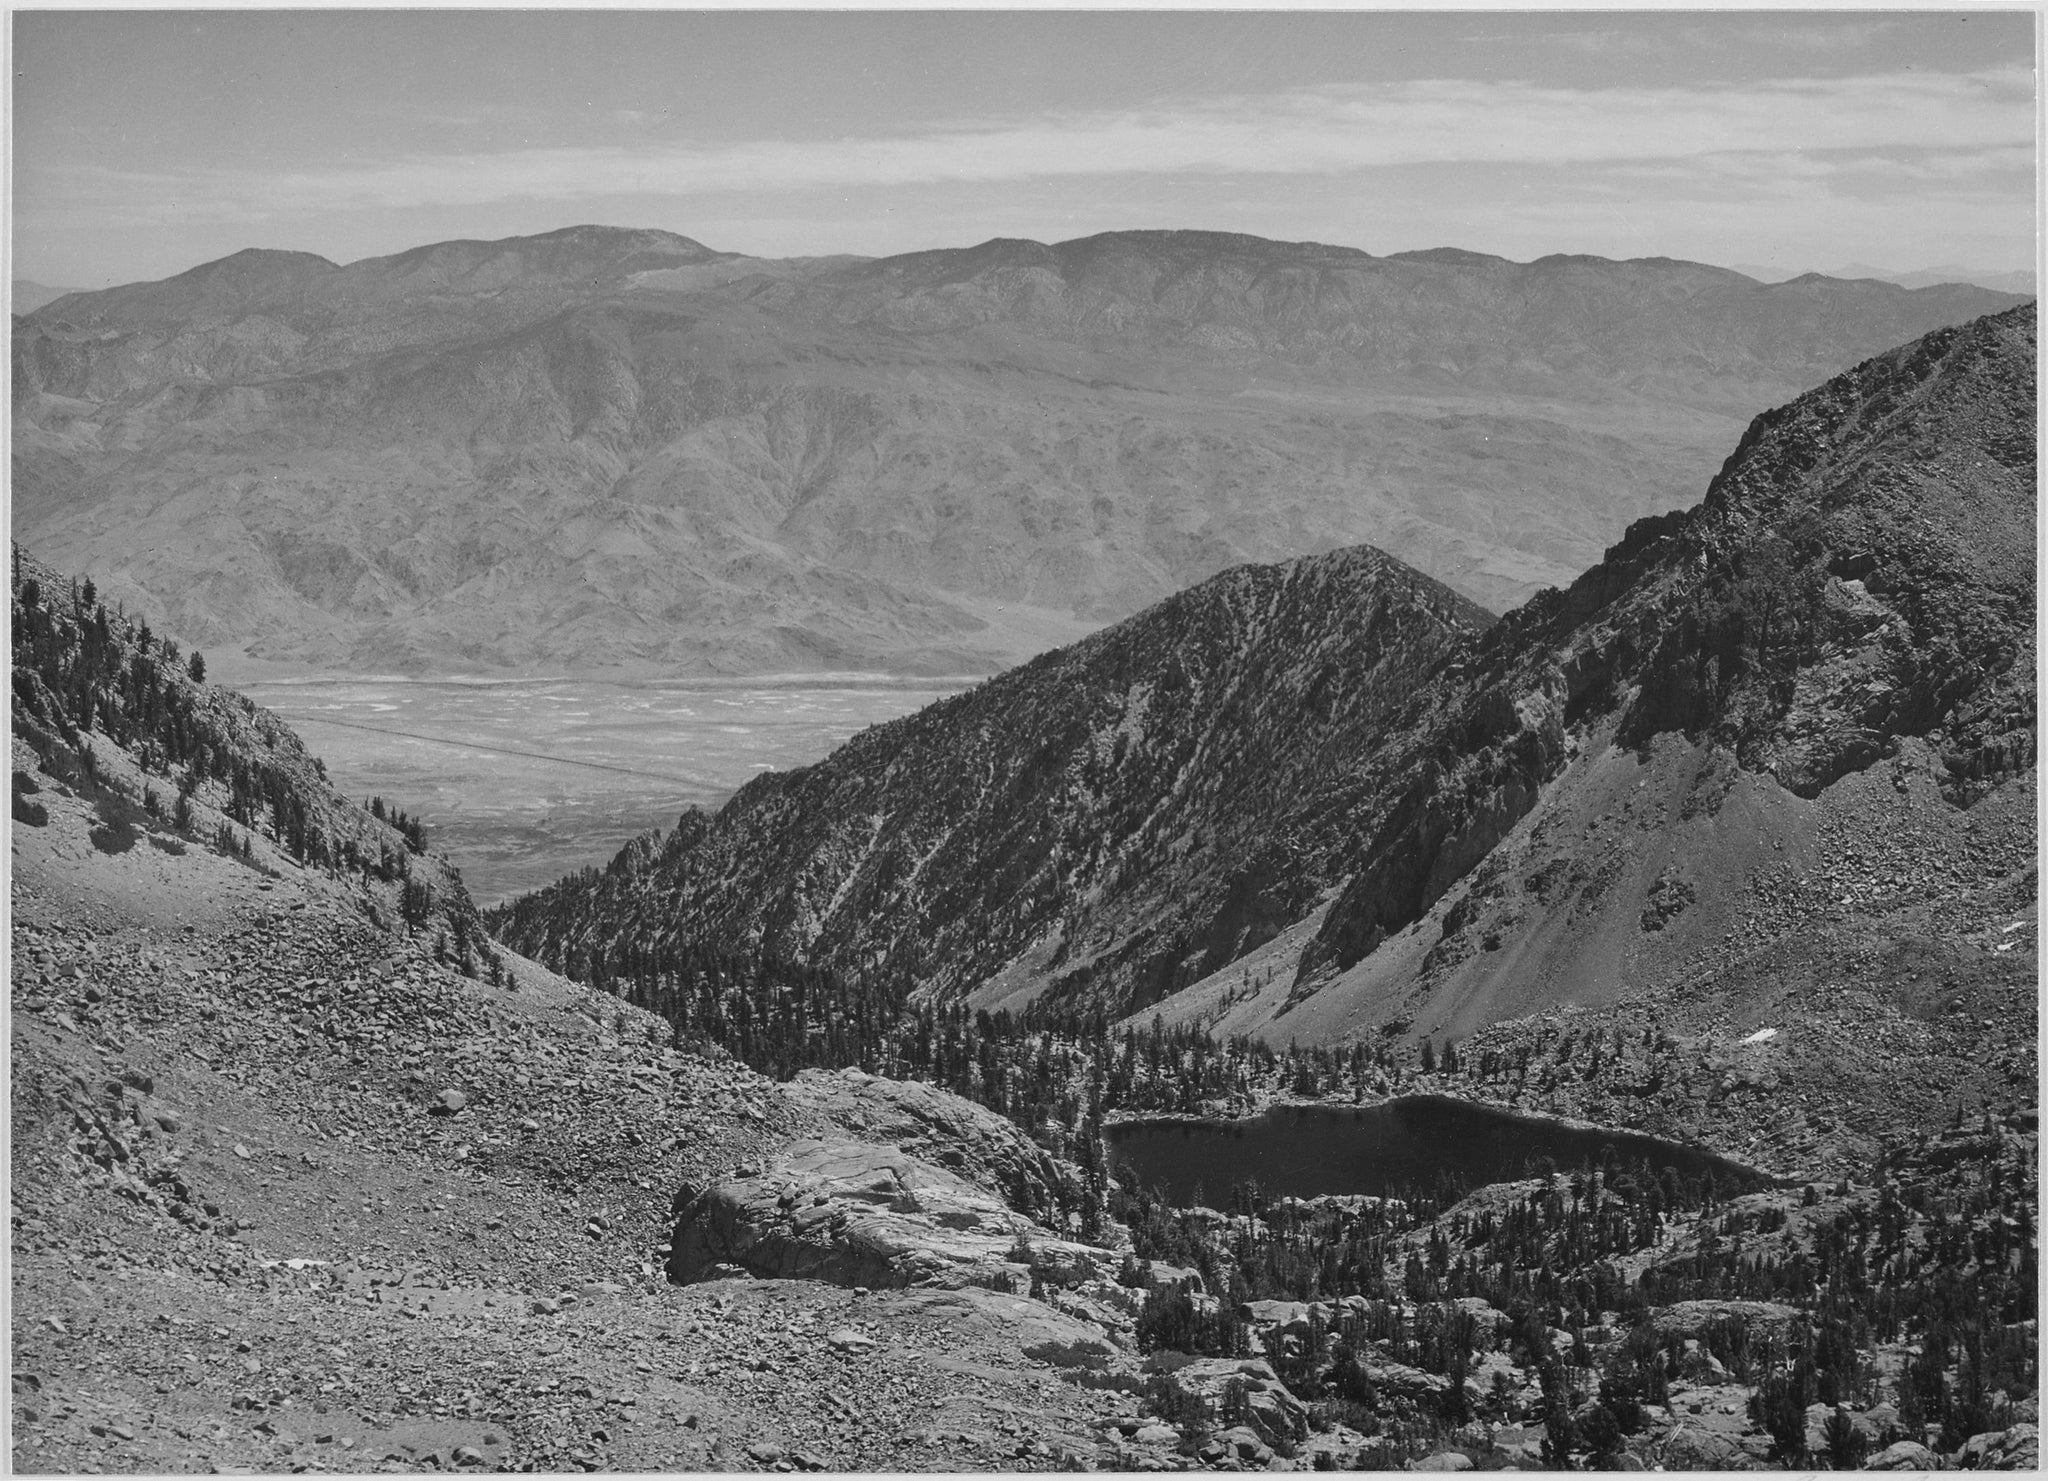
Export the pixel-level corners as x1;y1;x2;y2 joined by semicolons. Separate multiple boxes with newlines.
1952;1422;2040;1470
667;1070;1123;1300
783;1067;1083;1228
886;1286;1120;1371
1649;1300;1805;1344
1142;1354;1310;1449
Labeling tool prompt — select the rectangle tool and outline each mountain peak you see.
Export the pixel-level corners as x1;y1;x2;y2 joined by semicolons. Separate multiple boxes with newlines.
22;246;339;325
348;224;729;288
1295;302;2036;997
488;539;1491;1016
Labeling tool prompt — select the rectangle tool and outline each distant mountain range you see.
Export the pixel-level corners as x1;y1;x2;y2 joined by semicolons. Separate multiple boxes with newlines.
11;280;83;314
13;225;2028;678
490;305;2036;1059
1732;262;2035;295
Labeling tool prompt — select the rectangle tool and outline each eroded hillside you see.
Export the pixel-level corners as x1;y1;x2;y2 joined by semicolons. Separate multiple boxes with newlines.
7;555;1173;1471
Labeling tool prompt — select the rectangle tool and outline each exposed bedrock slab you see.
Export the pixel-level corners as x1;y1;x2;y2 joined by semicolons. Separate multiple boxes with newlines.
667;1133;1115;1295
783;1066;1084;1227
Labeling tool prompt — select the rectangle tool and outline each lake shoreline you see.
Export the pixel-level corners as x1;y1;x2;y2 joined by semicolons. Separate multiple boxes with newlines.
1105;1089;1777;1204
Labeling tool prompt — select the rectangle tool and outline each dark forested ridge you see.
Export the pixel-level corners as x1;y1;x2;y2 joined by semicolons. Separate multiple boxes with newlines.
487;542;1490;1016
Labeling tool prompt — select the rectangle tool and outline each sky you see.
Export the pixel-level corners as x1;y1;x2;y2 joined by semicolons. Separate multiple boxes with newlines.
10;8;2040;290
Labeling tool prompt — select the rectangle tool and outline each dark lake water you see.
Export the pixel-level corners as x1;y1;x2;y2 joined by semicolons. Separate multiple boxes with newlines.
1106;1097;1765;1207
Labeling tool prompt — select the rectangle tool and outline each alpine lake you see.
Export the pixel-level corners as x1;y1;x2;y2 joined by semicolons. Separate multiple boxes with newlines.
1107;1096;1768;1207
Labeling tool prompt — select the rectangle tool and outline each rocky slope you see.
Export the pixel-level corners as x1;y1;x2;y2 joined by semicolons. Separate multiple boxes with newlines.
495;305;2036;1154
10;547;486;955
1193;302;2036;1052
9;774;1174;1472
487;543;1489;1016
13;225;2024;676
8;552;1184;1473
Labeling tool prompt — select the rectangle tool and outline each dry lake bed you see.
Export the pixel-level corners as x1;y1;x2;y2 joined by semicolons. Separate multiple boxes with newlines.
248;674;971;905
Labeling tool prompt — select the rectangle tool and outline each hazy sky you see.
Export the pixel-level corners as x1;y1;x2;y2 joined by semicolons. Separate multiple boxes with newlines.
11;9;2039;289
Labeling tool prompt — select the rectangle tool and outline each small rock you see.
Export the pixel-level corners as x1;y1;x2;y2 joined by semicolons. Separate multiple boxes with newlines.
747;1441;787;1464
1868;1439;1939;1471
432;1089;467;1115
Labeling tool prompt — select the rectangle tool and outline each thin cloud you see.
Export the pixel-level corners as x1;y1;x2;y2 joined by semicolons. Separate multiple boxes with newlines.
1550;18;1905;56
23;67;2034;228
1683;19;1906;50
1544;29;1677;58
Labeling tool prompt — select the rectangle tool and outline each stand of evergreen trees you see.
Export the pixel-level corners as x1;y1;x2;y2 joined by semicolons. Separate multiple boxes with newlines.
11;552;495;979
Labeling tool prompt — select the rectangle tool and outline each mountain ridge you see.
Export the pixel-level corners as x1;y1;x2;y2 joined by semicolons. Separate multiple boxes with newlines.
14;225;2026;677
485;540;1492;1011
489;305;2036;1068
